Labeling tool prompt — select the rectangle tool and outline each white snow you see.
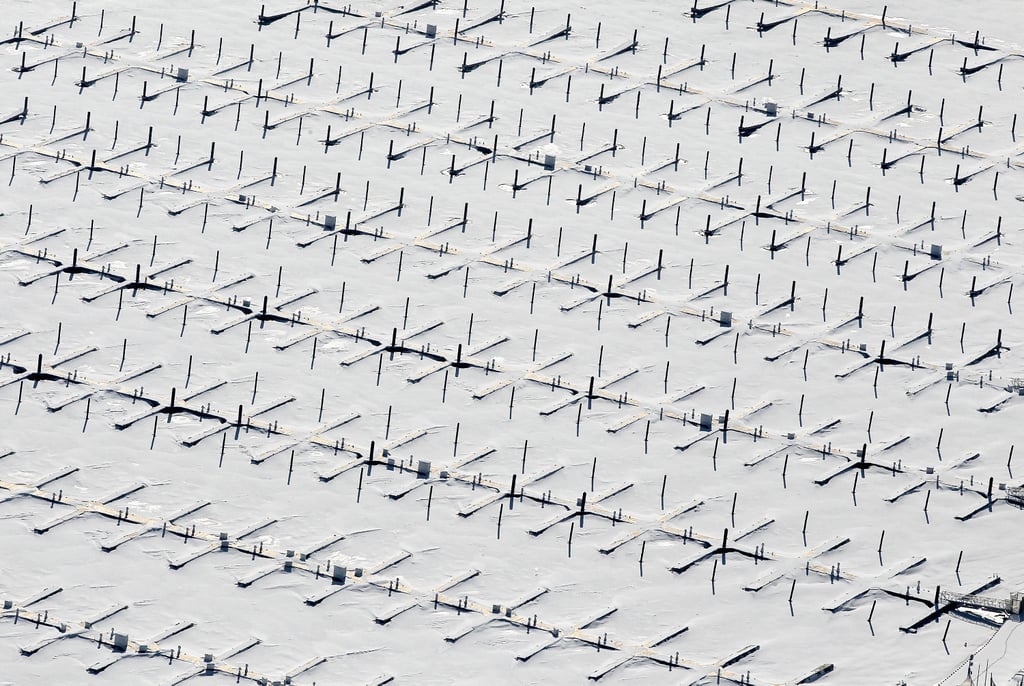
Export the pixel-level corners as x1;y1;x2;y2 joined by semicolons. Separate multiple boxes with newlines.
1;1;1024;684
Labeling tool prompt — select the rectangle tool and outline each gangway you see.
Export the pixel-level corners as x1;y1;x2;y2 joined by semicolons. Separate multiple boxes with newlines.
938;591;1023;616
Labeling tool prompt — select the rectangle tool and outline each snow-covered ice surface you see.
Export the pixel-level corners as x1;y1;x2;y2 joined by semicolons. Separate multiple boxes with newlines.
2;1;1024;684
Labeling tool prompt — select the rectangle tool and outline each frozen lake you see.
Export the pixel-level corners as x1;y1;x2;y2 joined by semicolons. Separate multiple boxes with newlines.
2;1;1024;684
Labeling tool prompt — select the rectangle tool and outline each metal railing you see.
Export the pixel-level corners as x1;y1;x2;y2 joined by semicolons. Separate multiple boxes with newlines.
939;591;1023;615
